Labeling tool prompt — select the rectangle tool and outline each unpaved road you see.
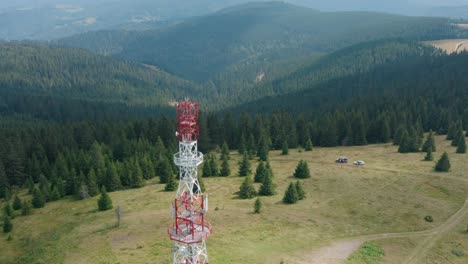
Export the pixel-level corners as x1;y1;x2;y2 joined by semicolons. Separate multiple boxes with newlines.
293;199;468;264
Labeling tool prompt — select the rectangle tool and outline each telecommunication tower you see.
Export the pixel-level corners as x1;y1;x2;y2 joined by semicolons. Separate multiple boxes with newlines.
168;101;211;264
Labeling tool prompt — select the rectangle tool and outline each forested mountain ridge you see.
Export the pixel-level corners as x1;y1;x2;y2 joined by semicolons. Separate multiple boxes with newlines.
57;1;465;82
229;42;468;137
0;42;202;120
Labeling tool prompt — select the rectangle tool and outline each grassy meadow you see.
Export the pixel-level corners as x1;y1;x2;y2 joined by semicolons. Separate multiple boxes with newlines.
1;135;467;263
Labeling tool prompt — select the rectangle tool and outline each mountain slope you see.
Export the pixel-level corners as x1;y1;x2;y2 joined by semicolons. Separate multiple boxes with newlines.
229;40;468;118
58;2;464;81
0;42;200;120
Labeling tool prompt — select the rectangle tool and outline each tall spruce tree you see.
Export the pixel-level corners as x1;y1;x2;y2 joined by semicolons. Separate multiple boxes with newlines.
295;181;306;200
202;159;212;177
422;131;436;152
105;162;121;192
193;176;205;193
254;161;266;183
398;130;410;153
32;187;45;208
456;135;466;153
130;161;145;188
239;176;257;199
281;140;289;155
159;157;173;184
86;169;98;197
258;170;275;196
446;122;457;140
293;160;311;179
3;215;12;233
304;138;313;151
435;152;451;172
283;182;299;204
220;156;230;177
164;173;178;192
209;154;219;177
238;152;251;177
221;142;230;160
452;129;464;147
97;187;113;211
13;195;22;210
0;161;9;199
3;202;12;217
424;148;434;161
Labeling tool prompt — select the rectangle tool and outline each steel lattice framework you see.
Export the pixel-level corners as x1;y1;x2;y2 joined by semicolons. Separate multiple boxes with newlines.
169;101;211;264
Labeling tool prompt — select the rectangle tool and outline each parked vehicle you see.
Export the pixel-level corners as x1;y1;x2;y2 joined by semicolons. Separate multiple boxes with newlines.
353;160;365;166
336;157;349;163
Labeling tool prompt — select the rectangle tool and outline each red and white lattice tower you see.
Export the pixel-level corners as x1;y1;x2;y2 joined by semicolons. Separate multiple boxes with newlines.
169;101;212;264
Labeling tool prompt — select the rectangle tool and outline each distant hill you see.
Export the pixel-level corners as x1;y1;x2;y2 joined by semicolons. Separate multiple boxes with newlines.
58;2;464;82
228;40;468;120
0;42;199;120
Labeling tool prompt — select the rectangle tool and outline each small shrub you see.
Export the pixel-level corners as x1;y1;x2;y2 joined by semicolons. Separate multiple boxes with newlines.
214;207;219;211
424;215;433;222
6;234;12;241
451;249;464;257
254;198;262;214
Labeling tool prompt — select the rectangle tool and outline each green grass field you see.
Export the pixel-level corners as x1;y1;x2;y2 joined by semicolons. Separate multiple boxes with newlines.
1;135;467;263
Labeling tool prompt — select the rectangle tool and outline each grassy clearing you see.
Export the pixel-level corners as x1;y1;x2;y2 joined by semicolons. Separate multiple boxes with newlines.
423;214;468;264
346;242;385;264
1;135;467;263
425;39;468;53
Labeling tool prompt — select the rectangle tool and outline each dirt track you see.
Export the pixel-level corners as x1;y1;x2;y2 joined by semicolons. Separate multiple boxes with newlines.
294;199;468;264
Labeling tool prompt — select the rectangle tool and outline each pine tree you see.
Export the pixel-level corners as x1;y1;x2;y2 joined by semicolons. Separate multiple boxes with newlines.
221;142;230;160
446;122;457;140
453;129;464;147
398;130;410;153
254;198;262;214
258;170;275;196
265;161;274;178
257;135;269;161
32;187;45;208
3;202;12;217
281;140;289;155
209;154;219;177
239;176;257;199
254;161;266;183
202;158;212;177
381;119;391;143
393;126;405;145
435;152;451;172
456;135;466;153
86;169;98;197
238;134;247;155
49;186;61;201
3;215;12;233
193;176;205;193
21;200;32;216
304;138;313;151
424;149;434;161
97;187;113;211
78;184;90;200
105;162;121;192
26;176;34;194
159;157;173;184
293;160;311;179
295;181;306;200
238;152;251;176
164;173;178;192
13;195;22;210
422;131;436;152
131;161;145;188
220;156;230;177
248;134;256;159
38;174;50;202
0;161;10;199
283;182;299;204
